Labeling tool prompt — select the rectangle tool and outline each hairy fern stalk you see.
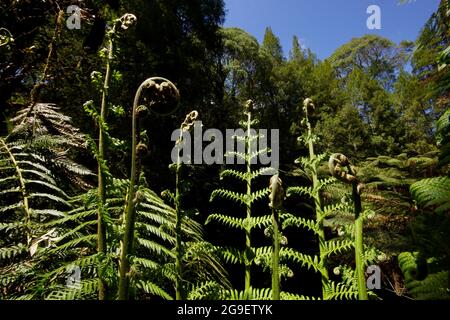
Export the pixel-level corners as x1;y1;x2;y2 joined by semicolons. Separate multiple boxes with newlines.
269;175;284;300
328;153;368;300
95;14;137;299
207;100;272;299
283;99;358;300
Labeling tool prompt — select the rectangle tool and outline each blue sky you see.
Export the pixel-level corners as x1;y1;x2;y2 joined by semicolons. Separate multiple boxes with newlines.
223;0;441;60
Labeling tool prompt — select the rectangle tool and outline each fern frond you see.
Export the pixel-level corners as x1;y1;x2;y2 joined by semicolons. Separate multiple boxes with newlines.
134;280;173;300
322;240;354;258
286;186;314;198
136;222;176;245
46;278;99;300
187;281;223;300
249;188;271;204
282;214;320;236
398;252;450;300
210;189;247;205
408;271;450;300
136;238;176;258
322;202;347;218
206;214;245;230
324;281;358;300
410;177;450;213
49;234;97;253
221;169;247;182
215;246;246;265
280;248;324;274
0;244;26;261
225;287;272;300
280;292;318;300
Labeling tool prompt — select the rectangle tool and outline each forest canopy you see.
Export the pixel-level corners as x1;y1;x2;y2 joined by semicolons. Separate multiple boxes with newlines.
0;0;449;301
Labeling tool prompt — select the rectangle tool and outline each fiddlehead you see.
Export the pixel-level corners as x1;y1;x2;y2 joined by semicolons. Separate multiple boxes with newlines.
0;28;13;47
269;174;284;300
118;77;179;300
175;110;199;300
328;153;368;300
96;13;137;300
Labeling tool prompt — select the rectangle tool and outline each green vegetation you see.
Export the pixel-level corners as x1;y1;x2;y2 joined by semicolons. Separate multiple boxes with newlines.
0;0;448;300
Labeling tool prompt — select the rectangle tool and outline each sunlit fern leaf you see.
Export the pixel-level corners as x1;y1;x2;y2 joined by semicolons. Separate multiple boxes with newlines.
136;222;176;245
0;244;27;260
324;281;359;300
322;202;347;219
187;281;223;300
132;257;177;283
225;287;272;300
10;103;85;147
322;239;354;258
280;292;318;300
282;213;320;235
210;189;247;205
45;278;99;300
134;280;173;300
8;103;93;189
136;238;176;258
286;186;314;198
221;169;247;182
280;248;323;274
436;109;450;166
48;234;97;253
410;177;450;213
183;241;232;290
249;188;271;204
214;246;246;265
206;214;246;230
0;136;75;298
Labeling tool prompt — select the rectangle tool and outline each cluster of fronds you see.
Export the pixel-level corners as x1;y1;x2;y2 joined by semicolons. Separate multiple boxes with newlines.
282;100;381;300
38;172;229;300
397;109;450;300
0;142;70;299
0;102;93;299
9;103;93;189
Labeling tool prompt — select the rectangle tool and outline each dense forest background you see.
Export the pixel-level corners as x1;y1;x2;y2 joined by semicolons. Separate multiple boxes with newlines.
0;0;449;300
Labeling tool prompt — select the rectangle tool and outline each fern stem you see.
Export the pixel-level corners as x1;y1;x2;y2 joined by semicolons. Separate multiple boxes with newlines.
244;109;252;297
175;131;184;300
0;138;31;246
118;77;179;300
304;105;329;299
117;78;141;300
353;183;368;300
96;36;113;301
28;10;64;117
271;207;280;300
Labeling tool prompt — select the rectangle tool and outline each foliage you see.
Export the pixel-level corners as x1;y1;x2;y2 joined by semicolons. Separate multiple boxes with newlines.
284;99;370;300
207;100;272;299
0;0;448;302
